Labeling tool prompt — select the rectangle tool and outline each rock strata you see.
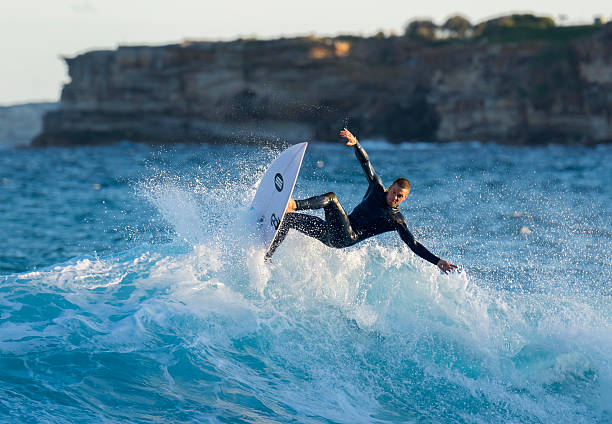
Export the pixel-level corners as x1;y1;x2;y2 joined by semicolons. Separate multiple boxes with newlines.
34;25;612;146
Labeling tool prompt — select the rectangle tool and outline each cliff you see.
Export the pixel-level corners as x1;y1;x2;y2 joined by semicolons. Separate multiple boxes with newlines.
34;24;612;146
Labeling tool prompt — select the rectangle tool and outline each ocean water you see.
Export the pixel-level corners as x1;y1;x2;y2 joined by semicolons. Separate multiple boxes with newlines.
1;140;611;423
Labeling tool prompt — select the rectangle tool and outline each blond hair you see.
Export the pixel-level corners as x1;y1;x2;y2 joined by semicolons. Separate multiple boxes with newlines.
392;178;411;191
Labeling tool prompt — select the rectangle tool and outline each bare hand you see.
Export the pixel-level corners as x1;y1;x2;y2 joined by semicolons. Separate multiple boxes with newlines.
285;199;296;213
340;128;358;146
437;259;458;274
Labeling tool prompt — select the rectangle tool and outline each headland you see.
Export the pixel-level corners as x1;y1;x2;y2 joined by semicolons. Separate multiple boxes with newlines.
33;15;612;146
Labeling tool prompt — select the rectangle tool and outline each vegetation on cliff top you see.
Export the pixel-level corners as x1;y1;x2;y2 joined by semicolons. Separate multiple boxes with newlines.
232;13;605;47
404;13;605;44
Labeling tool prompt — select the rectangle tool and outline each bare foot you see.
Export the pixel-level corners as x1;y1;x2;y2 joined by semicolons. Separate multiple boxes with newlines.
285;199;296;213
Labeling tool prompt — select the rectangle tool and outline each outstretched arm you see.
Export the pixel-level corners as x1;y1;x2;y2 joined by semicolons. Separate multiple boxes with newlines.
396;219;458;274
397;221;440;265
340;128;383;187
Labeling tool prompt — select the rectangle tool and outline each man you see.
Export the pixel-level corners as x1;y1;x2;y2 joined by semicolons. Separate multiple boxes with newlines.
267;128;457;274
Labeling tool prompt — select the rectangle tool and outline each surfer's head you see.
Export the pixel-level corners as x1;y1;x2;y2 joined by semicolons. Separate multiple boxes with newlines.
386;178;410;207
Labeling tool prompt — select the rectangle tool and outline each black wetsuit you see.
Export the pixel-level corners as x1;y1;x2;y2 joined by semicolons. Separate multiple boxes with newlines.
266;142;440;265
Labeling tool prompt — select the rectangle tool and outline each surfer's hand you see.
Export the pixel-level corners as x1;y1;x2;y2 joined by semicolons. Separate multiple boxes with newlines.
285;199;296;213
340;128;358;146
437;259;458;274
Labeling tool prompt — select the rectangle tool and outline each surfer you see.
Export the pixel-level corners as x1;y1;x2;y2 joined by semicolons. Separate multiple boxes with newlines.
267;128;457;274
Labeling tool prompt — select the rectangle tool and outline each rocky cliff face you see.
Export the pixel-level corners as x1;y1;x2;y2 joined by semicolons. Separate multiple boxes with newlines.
34;25;612;146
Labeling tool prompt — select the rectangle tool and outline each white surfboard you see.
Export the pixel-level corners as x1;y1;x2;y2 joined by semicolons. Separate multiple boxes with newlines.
250;142;308;256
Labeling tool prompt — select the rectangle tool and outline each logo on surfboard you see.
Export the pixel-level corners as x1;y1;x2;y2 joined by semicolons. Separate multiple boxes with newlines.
270;213;280;229
274;173;284;192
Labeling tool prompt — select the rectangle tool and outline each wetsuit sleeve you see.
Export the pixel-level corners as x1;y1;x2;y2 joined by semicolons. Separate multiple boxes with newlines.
354;142;384;189
395;216;440;265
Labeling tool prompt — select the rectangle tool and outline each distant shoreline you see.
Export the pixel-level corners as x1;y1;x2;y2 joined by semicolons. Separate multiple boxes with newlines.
0;102;58;148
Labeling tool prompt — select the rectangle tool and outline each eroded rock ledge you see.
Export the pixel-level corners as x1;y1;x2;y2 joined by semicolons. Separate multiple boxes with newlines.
34;25;612;146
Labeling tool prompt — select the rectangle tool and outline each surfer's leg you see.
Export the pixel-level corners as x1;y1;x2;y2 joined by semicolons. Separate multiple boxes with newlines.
294;193;357;247
265;212;327;259
318;193;358;247
294;193;337;211
267;193;356;259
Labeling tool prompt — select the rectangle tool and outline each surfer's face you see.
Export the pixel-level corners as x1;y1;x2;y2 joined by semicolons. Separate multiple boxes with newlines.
386;184;410;207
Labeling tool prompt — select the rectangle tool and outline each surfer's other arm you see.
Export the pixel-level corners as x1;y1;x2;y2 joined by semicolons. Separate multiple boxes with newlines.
340;128;381;186
396;218;439;264
395;214;458;274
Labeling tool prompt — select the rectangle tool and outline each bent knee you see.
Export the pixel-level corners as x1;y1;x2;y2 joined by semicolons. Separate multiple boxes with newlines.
323;192;338;203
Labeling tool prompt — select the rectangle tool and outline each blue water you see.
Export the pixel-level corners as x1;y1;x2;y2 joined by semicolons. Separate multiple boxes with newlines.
1;141;611;423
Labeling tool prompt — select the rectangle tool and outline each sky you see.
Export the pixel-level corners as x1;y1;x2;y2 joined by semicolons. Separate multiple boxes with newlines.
1;0;610;105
